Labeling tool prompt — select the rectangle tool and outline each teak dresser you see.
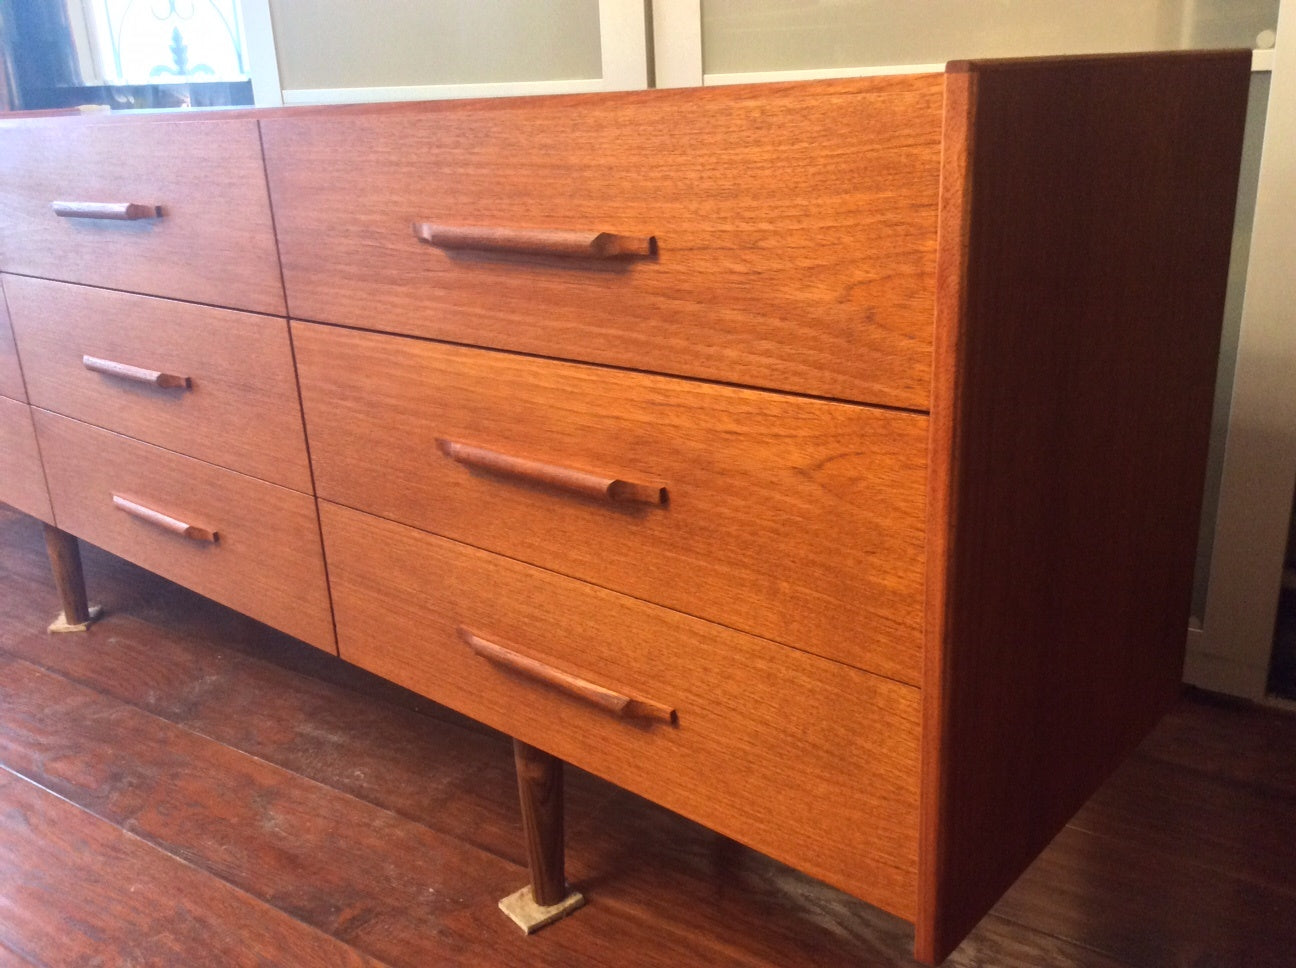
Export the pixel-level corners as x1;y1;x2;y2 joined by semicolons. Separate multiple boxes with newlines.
0;51;1250;963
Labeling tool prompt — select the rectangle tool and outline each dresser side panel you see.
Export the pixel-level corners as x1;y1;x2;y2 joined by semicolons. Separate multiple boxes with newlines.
918;51;1252;964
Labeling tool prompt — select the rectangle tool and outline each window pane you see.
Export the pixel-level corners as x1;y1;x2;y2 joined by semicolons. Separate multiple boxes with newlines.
702;0;1279;75
267;0;603;91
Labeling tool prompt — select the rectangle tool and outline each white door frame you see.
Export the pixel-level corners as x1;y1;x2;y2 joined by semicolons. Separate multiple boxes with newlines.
1185;0;1296;701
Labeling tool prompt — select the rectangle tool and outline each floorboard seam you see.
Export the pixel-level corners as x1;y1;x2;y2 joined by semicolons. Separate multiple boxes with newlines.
983;911;1131;967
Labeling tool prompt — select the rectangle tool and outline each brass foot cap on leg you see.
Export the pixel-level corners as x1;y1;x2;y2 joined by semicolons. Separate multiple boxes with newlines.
48;604;103;634
498;885;586;934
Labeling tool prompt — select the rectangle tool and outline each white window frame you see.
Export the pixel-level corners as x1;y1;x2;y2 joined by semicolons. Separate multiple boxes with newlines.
239;0;649;107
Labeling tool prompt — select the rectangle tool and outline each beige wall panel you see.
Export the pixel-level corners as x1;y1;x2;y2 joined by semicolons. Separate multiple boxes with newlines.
268;0;602;90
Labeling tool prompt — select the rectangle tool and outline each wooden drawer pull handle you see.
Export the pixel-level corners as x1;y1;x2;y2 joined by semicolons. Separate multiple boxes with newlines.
437;440;665;506
413;223;656;259
112;495;217;543
52;201;162;221
460;628;676;724
83;355;191;390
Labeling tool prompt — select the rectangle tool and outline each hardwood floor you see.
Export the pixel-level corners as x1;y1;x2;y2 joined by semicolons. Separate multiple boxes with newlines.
0;505;1293;967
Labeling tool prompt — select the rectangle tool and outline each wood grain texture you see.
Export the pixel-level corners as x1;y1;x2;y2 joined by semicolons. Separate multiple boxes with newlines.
320;501;921;919
33;410;335;651
0;281;24;402
294;322;927;683
514;739;568;906
1071;748;1296;897
917;51;1252;963
3;275;312;492
262;76;943;409
994;818;1296;968
0;117;284;314
42;524;90;625
0;770;384;968
1138;687;1296;801
0;396;51;523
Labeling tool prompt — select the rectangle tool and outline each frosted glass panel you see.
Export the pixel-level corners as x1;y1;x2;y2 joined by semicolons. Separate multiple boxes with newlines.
268;0;602;90
1193;71;1271;621
702;0;1279;74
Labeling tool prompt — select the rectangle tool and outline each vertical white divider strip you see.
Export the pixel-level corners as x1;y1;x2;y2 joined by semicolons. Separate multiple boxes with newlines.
599;0;652;90
239;0;284;107
651;0;703;88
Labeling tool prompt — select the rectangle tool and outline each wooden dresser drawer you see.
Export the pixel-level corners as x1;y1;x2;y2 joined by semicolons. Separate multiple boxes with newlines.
320;500;920;918
4;276;312;492
262;76;943;409
0;286;24;402
0;117;284;315
0;396;51;522
295;323;927;684
34;411;334;650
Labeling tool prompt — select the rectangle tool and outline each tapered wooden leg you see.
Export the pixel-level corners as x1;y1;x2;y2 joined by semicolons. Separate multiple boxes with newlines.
517;739;566;905
498;739;585;933
43;524;101;633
